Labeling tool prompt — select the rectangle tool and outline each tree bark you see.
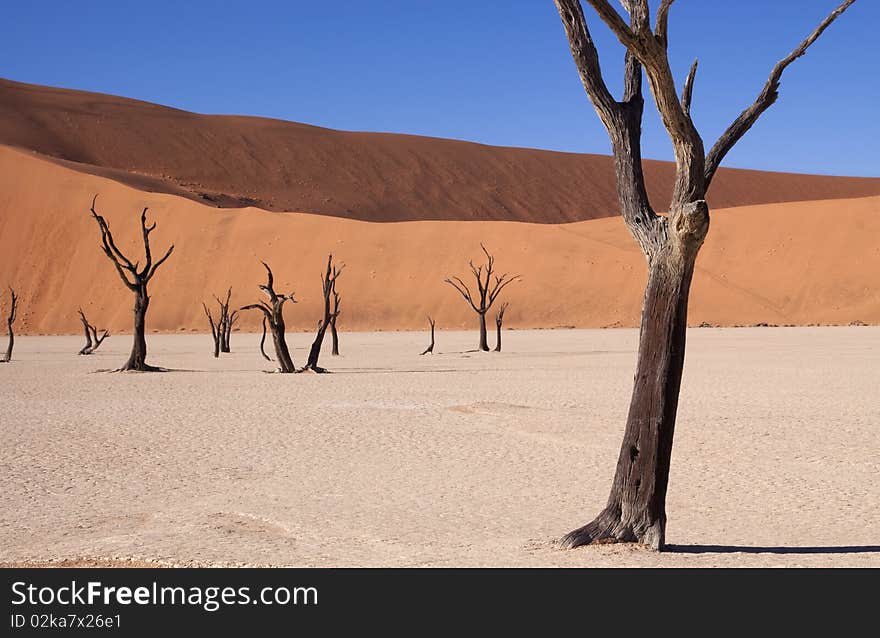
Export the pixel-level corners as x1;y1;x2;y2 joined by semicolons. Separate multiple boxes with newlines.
562;234;702;549
330;320;339;356
478;313;489;352
121;287;150;371
259;316;272;361
272;312;295;373
304;254;343;372
420;316;436;355
2;288;16;363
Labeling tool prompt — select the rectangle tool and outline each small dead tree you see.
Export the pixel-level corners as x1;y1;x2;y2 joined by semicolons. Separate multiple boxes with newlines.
202;302;221;358
1;287;17;363
304;255;343;373
259;316;273;361
77;309;109;355
420;316;436;355
89;195;174;371
494;303;509;352
553;0;856;549
240;262;296;373
445;244;520;351
214;288;238;353
329;288;341;356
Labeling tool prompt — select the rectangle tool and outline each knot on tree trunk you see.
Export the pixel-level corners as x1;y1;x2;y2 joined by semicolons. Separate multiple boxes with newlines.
670;199;709;252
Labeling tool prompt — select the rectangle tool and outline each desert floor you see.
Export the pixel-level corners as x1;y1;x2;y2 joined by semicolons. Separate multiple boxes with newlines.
1;328;878;567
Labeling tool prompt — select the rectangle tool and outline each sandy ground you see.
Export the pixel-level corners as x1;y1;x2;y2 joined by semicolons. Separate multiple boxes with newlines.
1;328;878;567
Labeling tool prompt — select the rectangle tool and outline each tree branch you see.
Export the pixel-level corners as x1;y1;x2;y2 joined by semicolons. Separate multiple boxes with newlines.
704;0;856;187
654;0;674;44
681;58;698;116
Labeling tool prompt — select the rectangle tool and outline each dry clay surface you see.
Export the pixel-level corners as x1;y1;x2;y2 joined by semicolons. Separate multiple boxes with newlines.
1;328;878;567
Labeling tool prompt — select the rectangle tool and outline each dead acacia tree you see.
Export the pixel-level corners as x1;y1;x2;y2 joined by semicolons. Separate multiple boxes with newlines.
420;316;436;355
214;288;238;353
1;287;17;363
77;309;109;355
202;302;221;358
445;244;520;351
89;195;174;372
259;316;272;361
553;0;856;549
304;255;343;373
240;262;296;373
494;302;509;352
329;287;341;356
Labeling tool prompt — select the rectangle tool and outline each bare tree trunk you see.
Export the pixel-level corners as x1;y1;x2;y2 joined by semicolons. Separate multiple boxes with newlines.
122;287;151;371
478;313;489;352
494;302;508;352
203;302;220;358
304;255;343;372
420;316;436;355
329;288;340;356
563;249;698;549
224;310;237;353
330;320;339;356
272;313;296;373
259;316;272;361
1;288;17;363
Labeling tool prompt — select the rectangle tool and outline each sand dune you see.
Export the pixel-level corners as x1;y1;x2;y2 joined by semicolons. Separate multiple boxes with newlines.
2;78;879;223
0;144;877;335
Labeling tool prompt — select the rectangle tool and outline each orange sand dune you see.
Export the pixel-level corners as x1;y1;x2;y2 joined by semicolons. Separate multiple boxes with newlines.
0;145;877;335
2;78;879;223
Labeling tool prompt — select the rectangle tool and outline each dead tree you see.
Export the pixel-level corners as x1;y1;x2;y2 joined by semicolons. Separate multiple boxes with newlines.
77;309;109;355
494;303;509;352
89;195;174;371
304;255;343;373
0;287;17;363
202;303;221;358
259;316;273;361
329;288;341;356
214;288;237;353
445;244;519;351
420;316;436;355
240;262;296;373
553;0;855;550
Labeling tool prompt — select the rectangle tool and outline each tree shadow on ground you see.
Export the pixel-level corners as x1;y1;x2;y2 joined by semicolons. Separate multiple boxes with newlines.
667;545;880;555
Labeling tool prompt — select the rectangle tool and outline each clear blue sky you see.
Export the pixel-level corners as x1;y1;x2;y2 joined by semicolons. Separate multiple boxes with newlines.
2;1;876;176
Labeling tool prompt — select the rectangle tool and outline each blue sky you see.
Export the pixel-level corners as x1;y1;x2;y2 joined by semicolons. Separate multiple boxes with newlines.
2;1;876;176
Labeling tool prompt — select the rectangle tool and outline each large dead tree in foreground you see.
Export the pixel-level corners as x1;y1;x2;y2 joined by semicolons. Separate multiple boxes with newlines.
420;316;436;355
553;0;856;550
329;288;341;356
77;309;109;355
0;287;17;363
89;196;174;371
304;255;343;373
445;244;520;351
494;302;508;352
241;262;296;373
